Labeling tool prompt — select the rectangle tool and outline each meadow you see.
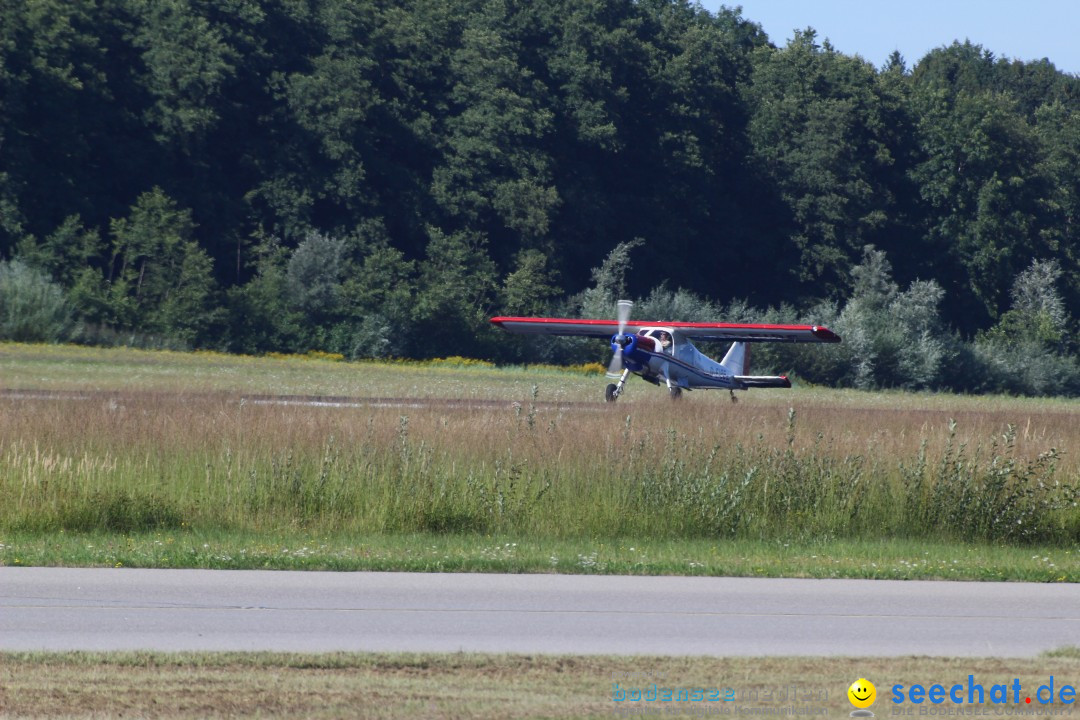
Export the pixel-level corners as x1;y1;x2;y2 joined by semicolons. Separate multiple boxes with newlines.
1;343;1078;580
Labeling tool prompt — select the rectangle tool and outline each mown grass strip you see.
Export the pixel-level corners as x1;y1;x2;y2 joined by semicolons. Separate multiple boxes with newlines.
1;532;1075;581
2;651;1079;719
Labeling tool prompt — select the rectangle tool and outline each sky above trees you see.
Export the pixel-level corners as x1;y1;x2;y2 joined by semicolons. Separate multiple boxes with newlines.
708;0;1080;74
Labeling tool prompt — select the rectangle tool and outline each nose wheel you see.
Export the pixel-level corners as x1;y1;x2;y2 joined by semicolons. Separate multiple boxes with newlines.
605;369;630;402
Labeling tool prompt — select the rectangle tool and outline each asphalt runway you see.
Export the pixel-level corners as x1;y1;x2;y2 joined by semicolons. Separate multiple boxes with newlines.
2;567;1077;656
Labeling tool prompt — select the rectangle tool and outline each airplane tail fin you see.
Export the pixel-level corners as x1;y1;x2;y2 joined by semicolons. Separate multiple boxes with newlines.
720;342;750;375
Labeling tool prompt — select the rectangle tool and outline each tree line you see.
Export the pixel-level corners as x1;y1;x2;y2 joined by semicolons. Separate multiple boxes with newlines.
2;0;1080;394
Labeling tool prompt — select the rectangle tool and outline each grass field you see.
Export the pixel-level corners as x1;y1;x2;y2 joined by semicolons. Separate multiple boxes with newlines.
2;650;1079;719
1;342;1079;580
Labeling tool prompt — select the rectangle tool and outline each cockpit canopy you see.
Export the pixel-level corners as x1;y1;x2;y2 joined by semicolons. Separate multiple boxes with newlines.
637;327;675;353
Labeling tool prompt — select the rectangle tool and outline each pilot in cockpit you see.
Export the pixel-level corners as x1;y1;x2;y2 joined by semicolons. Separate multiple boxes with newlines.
658;331;672;353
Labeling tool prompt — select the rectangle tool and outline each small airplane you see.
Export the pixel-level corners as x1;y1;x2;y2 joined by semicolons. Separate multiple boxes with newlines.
491;301;841;402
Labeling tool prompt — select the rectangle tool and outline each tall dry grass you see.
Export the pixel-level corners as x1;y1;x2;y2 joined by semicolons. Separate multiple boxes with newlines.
1;391;1077;543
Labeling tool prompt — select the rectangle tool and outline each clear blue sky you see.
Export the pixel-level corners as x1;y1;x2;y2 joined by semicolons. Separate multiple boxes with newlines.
700;0;1080;75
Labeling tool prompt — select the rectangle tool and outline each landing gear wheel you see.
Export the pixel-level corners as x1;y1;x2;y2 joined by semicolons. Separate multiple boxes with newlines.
605;383;619;403
729;389;738;404
668;386;682;400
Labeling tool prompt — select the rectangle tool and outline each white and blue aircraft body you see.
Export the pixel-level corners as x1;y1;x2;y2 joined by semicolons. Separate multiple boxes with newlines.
491;301;841;402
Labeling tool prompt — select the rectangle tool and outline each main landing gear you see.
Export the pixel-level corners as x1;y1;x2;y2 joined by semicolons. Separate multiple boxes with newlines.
665;375;682;401
605;373;685;402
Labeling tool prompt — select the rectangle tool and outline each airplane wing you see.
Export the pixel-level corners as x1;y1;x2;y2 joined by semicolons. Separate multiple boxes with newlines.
489;317;625;338
490;316;841;343
668;322;841;343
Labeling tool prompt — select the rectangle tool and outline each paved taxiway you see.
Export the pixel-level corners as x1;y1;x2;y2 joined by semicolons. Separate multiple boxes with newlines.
2;568;1077;655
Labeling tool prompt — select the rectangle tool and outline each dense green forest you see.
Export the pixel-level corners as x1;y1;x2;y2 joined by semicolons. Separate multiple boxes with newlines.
2;0;1080;394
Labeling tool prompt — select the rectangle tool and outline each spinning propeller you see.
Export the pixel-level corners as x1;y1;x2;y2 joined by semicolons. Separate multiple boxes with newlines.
606;299;634;378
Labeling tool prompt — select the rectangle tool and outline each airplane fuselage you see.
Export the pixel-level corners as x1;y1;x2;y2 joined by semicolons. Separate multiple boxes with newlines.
619;328;740;391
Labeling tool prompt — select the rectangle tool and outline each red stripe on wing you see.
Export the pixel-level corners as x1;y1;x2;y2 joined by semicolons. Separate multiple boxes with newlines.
490;317;841;343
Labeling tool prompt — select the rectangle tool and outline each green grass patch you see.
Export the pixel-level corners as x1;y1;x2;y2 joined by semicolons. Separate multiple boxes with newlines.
2;650;1079;719
1;531;1075;581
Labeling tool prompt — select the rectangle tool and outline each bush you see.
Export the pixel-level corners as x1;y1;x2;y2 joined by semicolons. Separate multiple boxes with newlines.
0;259;72;342
12;490;184;533
287;231;346;317
59;491;184;533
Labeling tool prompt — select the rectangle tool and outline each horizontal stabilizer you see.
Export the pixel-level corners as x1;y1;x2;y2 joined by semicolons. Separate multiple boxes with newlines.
734;375;791;389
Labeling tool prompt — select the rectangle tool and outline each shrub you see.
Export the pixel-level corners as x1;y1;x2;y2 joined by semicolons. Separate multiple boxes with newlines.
287;231;346;317
13;490;184;533
0;259;72;342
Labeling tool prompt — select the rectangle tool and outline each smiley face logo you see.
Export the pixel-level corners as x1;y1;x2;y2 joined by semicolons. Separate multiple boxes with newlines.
848;678;876;709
